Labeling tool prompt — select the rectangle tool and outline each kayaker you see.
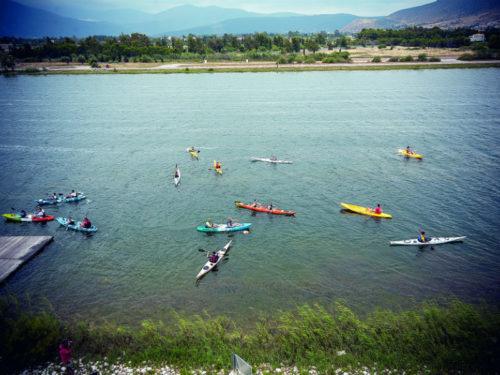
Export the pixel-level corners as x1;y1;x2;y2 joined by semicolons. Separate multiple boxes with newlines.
51;192;58;200
373;204;383;214
205;218;214;228
35;206;45;218
209;251;219;263
215;162;221;170
191;146;195;151
174;169;179;178
227;217;233;227
267;202;273;210
67;217;75;225
418;229;430;243
271;155;277;161
18;210;26;218
252;199;259;207
406;146;413;154
81;217;92;229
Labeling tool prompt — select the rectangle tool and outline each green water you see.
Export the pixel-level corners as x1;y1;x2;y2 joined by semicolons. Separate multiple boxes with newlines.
0;70;499;324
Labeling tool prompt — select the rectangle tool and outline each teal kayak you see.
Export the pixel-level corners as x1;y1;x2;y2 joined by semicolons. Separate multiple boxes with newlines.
197;223;251;233
36;195;86;205
57;217;97;232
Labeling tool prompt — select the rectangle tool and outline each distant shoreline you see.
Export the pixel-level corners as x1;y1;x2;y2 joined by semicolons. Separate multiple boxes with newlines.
8;60;500;75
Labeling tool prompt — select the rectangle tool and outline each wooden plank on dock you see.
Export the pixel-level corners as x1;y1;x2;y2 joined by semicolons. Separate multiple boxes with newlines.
0;236;53;283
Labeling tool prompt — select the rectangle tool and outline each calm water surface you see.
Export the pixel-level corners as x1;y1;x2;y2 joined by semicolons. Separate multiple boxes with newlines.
0;70;499;324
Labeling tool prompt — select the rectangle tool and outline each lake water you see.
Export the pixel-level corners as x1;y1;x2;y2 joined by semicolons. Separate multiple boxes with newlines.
0;69;499;325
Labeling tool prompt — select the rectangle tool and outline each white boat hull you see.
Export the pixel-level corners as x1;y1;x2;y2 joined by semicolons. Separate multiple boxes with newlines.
390;236;466;246
196;240;233;279
251;157;292;164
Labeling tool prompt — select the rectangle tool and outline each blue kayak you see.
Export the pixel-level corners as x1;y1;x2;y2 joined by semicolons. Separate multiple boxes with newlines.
197;223;251;233
57;217;97;232
36;195;86;205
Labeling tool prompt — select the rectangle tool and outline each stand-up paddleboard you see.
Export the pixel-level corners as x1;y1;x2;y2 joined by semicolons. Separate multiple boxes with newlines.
196;240;233;279
251;157;292;164
398;149;422;159
390;236;466;245
340;202;392;219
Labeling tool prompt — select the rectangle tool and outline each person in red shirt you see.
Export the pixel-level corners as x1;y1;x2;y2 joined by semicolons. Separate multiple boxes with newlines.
59;339;73;375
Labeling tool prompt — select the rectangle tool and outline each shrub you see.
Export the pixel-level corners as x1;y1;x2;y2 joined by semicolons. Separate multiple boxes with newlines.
417;53;427;61
277;56;287;64
371;56;381;62
458;53;474;61
24;67;40;73
388;57;399;62
400;55;414;62
304;55;316;63
378;44;387;49
428;56;441;62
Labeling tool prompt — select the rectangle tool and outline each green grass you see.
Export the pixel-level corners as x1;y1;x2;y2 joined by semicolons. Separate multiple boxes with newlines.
1;294;499;374
6;62;500;76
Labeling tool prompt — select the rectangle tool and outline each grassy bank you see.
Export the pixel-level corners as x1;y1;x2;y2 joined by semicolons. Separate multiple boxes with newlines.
1;294;499;374
4;62;500;76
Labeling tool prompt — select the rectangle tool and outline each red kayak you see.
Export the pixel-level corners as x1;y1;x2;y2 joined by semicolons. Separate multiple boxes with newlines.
235;201;296;216
3;213;55;222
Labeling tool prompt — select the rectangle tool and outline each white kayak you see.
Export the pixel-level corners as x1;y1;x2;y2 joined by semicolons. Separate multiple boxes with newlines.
251;157;292;164
174;167;181;186
196;240;233;279
390;236;466;246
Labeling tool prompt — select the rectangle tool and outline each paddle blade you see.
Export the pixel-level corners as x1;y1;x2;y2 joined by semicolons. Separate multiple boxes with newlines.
198;248;206;252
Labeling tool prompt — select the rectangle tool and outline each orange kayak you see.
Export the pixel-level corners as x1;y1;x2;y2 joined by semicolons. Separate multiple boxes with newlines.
235;201;296;215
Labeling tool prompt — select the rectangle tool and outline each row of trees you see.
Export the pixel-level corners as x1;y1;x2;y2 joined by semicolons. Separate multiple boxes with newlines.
356;26;500;49
1;27;499;68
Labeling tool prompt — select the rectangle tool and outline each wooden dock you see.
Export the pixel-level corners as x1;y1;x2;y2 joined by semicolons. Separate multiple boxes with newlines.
0;236;53;284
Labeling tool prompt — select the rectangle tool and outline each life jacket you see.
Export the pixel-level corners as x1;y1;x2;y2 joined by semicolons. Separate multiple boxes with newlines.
418;234;426;242
84;220;91;228
210;254;218;263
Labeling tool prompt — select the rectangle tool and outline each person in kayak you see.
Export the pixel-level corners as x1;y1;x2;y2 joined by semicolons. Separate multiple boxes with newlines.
252;199;259;207
406;146;413;154
67;217;75;225
174;169;179;178
81;217;92;229
18;210;26;218
418;229;430;243
267;202;273;211
209;251;219;263
215;162;222;170
66;190;78;198
227;217;233;227
51;192;58;200
271;155;277;161
205;218;215;228
369;204;383;214
35;206;45;218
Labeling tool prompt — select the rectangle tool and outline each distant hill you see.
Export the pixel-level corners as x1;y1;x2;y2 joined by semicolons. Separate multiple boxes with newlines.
169;14;362;36
2;0;500;38
0;0;117;37
343;0;500;32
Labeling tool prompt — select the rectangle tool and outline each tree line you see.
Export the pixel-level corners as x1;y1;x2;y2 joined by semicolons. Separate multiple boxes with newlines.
1;26;499;69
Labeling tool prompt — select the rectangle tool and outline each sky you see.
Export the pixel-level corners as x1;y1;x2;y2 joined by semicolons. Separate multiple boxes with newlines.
14;0;434;16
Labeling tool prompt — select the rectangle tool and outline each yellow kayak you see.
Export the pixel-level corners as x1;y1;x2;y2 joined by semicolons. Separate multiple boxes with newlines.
340;202;392;219
187;148;199;159
213;160;222;175
398;149;422;159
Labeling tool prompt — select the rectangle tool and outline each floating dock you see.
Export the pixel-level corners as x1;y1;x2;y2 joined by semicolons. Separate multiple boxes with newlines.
0;236;53;284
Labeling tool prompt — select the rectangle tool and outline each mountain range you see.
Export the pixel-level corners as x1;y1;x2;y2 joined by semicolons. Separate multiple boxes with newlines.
1;0;499;38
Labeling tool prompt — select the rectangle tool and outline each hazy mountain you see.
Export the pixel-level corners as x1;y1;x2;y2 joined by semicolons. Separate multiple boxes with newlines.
342;0;500;32
2;0;500;38
168;14;362;36
0;0;118;37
